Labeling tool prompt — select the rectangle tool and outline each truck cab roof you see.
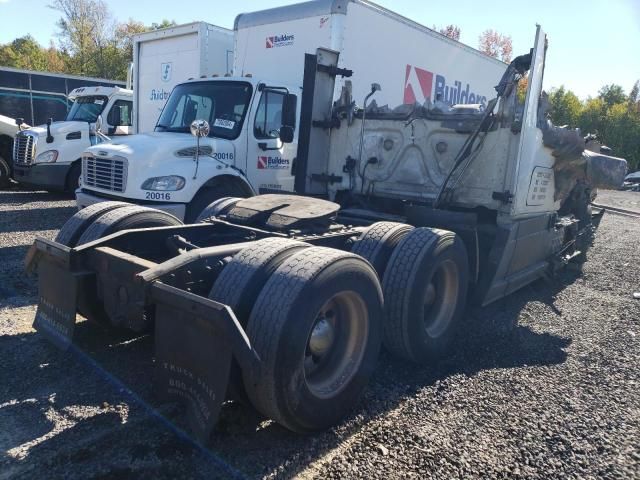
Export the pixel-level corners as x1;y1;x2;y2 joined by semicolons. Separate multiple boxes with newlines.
68;86;133;101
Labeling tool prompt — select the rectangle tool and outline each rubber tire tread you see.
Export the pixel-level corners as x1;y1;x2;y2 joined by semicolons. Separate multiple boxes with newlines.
195;196;241;223
186;185;246;223
243;246;383;432
208;237;308;325
0;157;10;189
382;227;468;363
77;205;182;245
351;221;414;277
209;237;309;403
55;201;130;246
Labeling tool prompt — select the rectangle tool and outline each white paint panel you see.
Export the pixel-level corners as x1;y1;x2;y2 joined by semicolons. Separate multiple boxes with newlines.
340;2;507;108
234;2;507;109
511;26;556;217
134;23;234;134
234;14;334;84
137;32;200;133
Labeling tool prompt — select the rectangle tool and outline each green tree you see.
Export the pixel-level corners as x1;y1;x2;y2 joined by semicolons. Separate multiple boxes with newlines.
548;86;583;127
0;36;47;70
598;84;626;108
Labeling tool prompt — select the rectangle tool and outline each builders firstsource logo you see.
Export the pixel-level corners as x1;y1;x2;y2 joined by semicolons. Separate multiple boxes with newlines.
258;156;290;169
266;34;294;48
403;65;488;107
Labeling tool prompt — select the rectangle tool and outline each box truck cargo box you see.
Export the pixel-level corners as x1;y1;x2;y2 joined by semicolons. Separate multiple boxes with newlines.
234;0;507;108
133;22;234;133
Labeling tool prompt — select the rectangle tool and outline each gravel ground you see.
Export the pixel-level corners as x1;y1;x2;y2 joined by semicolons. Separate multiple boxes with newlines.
0;186;639;479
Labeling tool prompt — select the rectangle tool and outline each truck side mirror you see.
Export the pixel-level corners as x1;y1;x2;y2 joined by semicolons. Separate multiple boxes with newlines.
108;105;122;126
280;125;294;143
279;93;297;143
281;93;297;127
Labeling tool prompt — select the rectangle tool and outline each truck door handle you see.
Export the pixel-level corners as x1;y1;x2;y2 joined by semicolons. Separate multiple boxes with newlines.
258;141;282;151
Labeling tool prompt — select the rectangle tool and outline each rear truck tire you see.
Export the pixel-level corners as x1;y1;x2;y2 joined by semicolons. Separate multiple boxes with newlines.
242;247;383;432
186;185;247;223
55;201;131;247
351;221;414;278
77;205;182;245
196;196;242;223
65;161;81;193
208;237;310;401
382;227;469;364
0;156;10;189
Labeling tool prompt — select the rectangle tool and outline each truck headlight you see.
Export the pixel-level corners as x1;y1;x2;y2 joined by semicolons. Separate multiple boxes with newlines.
35;150;58;163
141;175;185;191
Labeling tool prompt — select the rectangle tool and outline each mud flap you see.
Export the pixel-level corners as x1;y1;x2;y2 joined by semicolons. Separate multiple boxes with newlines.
150;282;257;441
33;260;78;349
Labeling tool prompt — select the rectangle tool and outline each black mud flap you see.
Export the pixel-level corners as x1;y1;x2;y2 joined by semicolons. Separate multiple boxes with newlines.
150;282;258;441
33;260;78;349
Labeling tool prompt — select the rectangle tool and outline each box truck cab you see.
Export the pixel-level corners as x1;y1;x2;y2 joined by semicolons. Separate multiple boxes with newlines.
13;86;132;192
76;0;506;221
76;76;300;221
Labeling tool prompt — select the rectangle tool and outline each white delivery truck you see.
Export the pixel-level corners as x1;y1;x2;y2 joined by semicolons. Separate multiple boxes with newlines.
75;0;507;221
13;86;133;192
132;22;234;133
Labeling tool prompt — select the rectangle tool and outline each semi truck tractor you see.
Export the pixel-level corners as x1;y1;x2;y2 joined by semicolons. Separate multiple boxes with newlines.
75;0;507;222
27;24;627;440
0;67;124;189
0;114;28;187
12;86;133;192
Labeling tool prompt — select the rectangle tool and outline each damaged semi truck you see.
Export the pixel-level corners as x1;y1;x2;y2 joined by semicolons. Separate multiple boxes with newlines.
27;25;626;440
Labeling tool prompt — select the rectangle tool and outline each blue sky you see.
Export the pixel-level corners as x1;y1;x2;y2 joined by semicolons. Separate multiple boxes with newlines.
1;0;638;99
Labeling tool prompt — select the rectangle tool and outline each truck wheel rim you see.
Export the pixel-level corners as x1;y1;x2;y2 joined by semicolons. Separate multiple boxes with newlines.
303;291;368;399
423;259;459;339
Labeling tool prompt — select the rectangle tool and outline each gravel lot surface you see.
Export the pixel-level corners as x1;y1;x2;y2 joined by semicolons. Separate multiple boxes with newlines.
0;186;639;479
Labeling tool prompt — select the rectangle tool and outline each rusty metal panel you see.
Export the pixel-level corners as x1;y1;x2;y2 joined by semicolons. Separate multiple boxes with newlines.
151;282;249;441
33;260;78;349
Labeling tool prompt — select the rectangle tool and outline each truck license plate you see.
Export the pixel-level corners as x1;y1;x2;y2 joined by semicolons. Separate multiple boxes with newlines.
33;261;78;349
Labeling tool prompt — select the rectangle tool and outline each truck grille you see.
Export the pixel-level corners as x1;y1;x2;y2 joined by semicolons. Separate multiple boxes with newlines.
83;155;127;192
13;133;37;165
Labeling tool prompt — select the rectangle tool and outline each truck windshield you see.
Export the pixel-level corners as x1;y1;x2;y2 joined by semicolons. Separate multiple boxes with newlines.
155;81;253;140
65;96;109;122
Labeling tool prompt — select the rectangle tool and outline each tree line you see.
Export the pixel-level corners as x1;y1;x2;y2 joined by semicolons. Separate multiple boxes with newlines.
0;4;637;170
0;0;175;80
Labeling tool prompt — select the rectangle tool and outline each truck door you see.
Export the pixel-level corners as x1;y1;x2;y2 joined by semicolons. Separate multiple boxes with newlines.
245;88;297;193
509;26;554;217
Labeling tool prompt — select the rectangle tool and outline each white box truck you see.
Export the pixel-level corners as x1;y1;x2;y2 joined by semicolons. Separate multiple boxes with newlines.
76;0;507;221
132;22;234;133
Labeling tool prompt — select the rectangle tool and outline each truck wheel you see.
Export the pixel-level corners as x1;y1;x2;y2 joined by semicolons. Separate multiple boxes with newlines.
77;205;182;245
0;157;10;189
196;197;241;223
186;185;246;223
208;237;309;402
65;161;81;193
243;247;383;432
382;228;468;364
351;221;414;277
55;201;130;247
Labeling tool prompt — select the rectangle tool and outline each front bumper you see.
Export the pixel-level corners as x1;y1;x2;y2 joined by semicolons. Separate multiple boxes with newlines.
76;189;187;220
13;163;70;190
